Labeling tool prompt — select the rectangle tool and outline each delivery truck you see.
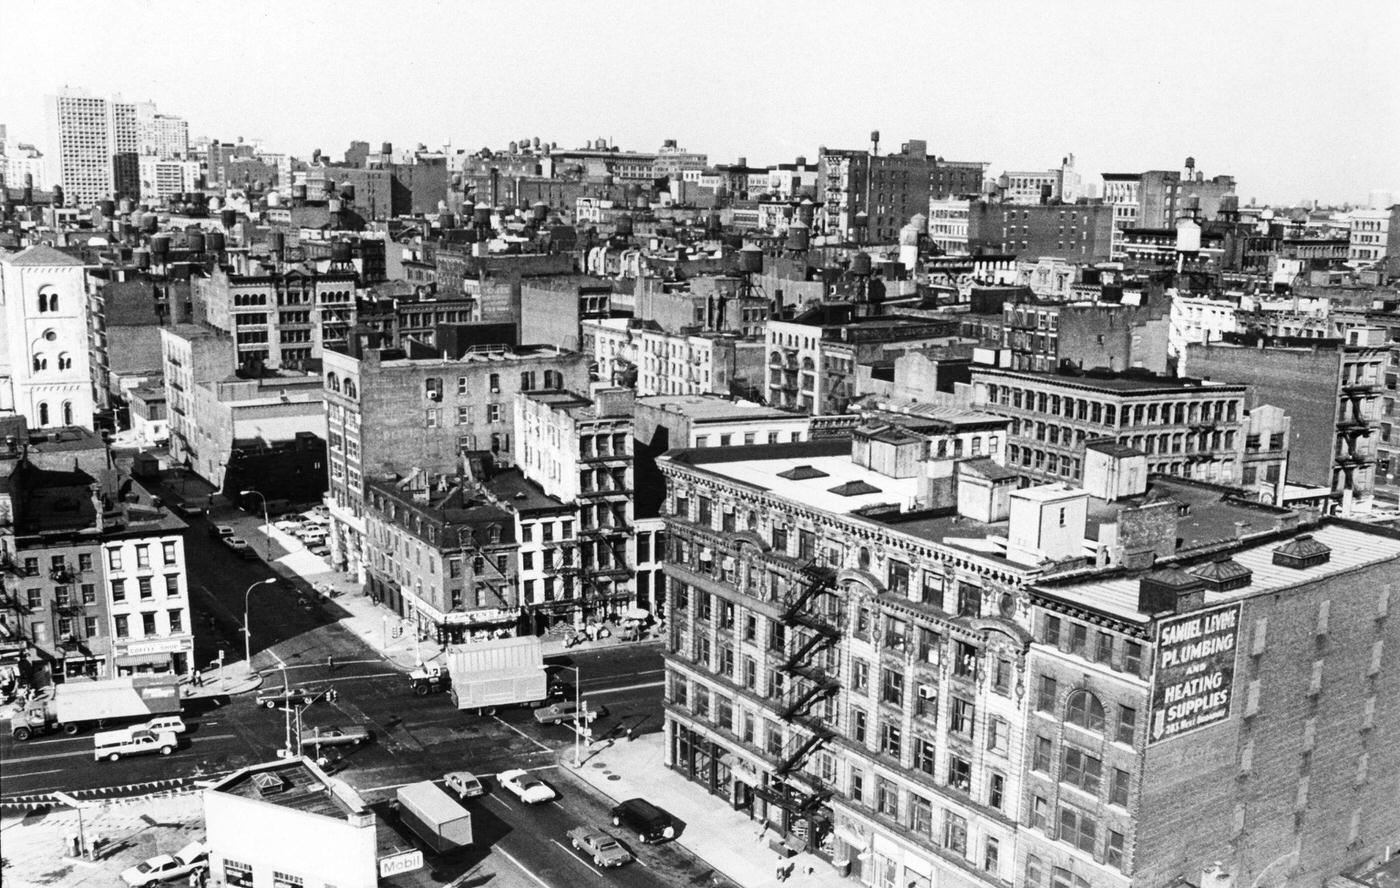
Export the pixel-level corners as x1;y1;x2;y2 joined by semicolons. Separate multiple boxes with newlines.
446;636;548;715
8;675;183;741
395;781;473;853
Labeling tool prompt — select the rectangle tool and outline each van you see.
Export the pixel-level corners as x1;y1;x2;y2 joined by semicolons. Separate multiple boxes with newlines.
95;728;178;762
609;798;676;843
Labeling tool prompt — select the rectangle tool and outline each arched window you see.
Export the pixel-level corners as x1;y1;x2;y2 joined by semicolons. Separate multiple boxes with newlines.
326;372;340;393
1065;689;1106;732
57;352;72;371
37;292;48;313
61;401;73;425
32;354;48;373
47;291;58;312
344;379;357;398
37;402;50;426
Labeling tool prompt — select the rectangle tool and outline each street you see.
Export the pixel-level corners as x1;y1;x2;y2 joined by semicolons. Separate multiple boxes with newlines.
0;498;695;886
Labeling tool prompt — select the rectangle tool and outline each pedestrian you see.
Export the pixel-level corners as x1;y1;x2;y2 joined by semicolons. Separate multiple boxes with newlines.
326;654;335;671
776;860;786;883
625;725;635;742
192;669;203;688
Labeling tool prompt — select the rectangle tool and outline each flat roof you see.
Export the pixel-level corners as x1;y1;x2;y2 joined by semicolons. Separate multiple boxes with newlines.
973;367;1246;395
212;758;363;820
1038;523;1400;623
636;395;800;424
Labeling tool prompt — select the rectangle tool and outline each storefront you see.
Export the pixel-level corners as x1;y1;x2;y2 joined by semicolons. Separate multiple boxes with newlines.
439;607;518;644
113;638;189;678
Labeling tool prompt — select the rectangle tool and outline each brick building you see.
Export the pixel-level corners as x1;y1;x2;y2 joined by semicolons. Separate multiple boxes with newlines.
968;368;1249;486
1187;335;1386;505
967;203;1115;263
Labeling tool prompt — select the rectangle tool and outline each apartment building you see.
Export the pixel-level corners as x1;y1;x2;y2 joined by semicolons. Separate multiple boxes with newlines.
362;470;520;642
515;389;636;618
321;338;587;582
194;264;359;369
968;368;1249;486
43;87;113;206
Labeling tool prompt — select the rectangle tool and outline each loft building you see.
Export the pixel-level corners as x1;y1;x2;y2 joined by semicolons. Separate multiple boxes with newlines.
322;336;587;582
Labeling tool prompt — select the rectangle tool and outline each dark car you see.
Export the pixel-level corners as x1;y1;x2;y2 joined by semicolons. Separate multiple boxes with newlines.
610;797;676;843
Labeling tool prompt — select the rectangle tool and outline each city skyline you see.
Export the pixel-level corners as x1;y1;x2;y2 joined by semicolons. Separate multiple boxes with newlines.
1;0;1397;206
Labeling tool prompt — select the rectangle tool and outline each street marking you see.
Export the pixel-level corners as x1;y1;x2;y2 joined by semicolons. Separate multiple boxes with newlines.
4;732;241;766
550;839;608;879
582;668;662;684
493;845;552;888
492;716;552;753
583;680;664;697
278;658;385;670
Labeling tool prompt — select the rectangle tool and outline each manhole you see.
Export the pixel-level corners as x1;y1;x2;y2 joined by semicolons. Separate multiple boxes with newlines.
590;762;608;769
606;774;622;781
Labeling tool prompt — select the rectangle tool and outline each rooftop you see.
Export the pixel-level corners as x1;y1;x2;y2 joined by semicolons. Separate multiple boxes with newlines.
2;244;85;267
973;366;1247;395
483;467;572;514
1037;522;1400;623
212;757;365;820
636;395;801;424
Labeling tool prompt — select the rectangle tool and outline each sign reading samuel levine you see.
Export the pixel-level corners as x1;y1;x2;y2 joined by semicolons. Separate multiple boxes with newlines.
1149;603;1241;745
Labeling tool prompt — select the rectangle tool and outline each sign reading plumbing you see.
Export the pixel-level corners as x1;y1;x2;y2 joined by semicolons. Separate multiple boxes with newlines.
1149;603;1241;745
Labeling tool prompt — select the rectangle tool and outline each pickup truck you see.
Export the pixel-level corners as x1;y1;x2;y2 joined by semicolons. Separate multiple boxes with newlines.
567;826;632;868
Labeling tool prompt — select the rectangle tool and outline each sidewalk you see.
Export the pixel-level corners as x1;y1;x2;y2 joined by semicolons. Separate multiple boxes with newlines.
562;734;848;888
182;661;262;699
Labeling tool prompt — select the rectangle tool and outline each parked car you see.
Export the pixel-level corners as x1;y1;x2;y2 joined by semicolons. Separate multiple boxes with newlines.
444;770;485;799
222;537;258;560
567;826;632;868
272;518;304;533
256;685;326;709
309;544;331;558
534;699;605;726
496;768;557;804
610;798;676;843
120;841;208;886
299;725;370;748
208;524;235;539
300;510;330;527
136;716;187;735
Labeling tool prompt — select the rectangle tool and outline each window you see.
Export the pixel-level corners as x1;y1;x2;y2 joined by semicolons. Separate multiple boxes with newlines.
879;722;902;759
110;579;126;602
993;658;1011;695
272;872;304;888
876;778;898;816
988;772;1005;810
880;668;903;705
1094;632;1113;663
1116;705;1137;744
1124;640;1143;675
162;541;177;565
915;737;936;775
1066;690;1106;732
488;404;502;423
1106;830;1127;870
984;836;1000;874
1037;675;1057;711
909;793;933;835
135;545;150;570
114;615;129;638
943;811;968;856
107;548;123;571
947;755;971;793
169;609;183;633
1033;736;1053;772
887;561;910;596
138;577;153;599
224;860;253;888
81;584;96;605
1044;615;1061;645
950;697;974;738
852;709;868;744
851;659;869;694
1057;806;1098;853
142;612;157;635
850;768;865;805
78;553;93;571
1068;622;1087;655
1030;796;1049;830
1026;855;1046;888
1062;746;1102;793
987;716;1008;755
1110;767;1130;806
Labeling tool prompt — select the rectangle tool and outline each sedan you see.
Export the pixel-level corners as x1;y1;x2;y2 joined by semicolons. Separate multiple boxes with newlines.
223;537;257;559
534;700;606;726
208;525;235;539
256;685;323;709
299;725;370;748
444;770;485;799
496;768;557;804
567;826;632;868
272;519;304;533
120;841;207;886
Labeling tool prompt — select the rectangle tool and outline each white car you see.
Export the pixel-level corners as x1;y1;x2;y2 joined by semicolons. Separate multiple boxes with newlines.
300;511;330;526
272;518;303;533
444;770;485;798
137;716;187;734
120;841;207;886
496;768;557;804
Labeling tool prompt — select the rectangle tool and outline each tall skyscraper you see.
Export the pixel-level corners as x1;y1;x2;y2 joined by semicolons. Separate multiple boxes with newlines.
44;87;113;205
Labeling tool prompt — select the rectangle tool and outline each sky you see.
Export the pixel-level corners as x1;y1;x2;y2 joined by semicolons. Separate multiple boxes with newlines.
2;0;1397;207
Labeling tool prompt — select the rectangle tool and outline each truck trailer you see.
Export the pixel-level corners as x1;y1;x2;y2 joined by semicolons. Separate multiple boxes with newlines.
446;636;548;715
8;675;183;741
395;781;473;853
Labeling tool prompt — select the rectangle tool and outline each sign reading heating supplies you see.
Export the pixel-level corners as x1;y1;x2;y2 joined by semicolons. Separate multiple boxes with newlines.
1148;603;1241;745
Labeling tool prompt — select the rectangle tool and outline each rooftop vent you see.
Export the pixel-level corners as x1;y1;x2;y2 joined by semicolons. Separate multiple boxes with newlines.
1272;534;1331;569
778;465;829;481
1138;568;1206;615
828;480;881;497
252;772;288;796
1189;557;1253;592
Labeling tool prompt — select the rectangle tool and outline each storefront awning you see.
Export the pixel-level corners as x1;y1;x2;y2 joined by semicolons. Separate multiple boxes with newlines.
114;652;173;668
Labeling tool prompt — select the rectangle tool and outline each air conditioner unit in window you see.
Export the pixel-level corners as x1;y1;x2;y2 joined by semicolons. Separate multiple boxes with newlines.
917;685;937;700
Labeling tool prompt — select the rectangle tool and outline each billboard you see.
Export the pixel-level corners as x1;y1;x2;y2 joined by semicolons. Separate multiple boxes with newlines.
1148;603;1241;745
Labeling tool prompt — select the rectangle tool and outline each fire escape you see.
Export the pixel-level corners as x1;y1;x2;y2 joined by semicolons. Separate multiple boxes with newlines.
576;441;632;616
1336;379;1378;491
454;526;513;611
774;561;840;787
50;564;89;657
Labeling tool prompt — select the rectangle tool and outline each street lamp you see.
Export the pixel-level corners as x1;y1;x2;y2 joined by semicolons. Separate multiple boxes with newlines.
558;664;585;767
243;577;278;666
241;489;271;560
